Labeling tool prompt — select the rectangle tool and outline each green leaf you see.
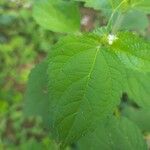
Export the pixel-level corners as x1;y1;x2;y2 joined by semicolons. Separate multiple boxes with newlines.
78;116;147;150
33;0;80;33
77;0;150;11
19;138;60;150
123;69;150;108
76;0;111;10
48;34;125;146
77;0;149;25
109;32;150;72
76;0;129;11
133;0;150;12
122;106;150;132
113;10;148;31
24;60;50;128
46;31;150;146
0;14;16;26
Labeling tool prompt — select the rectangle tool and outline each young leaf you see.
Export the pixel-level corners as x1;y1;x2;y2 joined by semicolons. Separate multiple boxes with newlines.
78;116;147;150
24;60;50;128
109;32;150;72
47;34;125;146
33;0;80;33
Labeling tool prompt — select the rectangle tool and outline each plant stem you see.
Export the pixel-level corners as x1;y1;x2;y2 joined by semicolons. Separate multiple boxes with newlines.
107;0;126;33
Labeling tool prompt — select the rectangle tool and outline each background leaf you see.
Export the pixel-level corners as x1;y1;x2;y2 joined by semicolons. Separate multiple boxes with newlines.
123;70;150;109
24;60;50;128
112;10;148;31
33;0;80;33
76;0;111;11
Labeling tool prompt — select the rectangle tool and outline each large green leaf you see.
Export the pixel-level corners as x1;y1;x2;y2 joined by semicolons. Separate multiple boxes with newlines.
78;116;147;150
47;32;150;146
109;32;150;72
24;60;50;128
33;0;80;33
47;34;125;146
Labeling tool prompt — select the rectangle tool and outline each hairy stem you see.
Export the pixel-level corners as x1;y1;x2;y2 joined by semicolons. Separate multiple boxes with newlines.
107;0;126;33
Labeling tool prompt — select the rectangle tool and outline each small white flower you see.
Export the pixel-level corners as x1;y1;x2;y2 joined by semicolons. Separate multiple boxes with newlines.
81;15;89;26
23;2;32;8
108;34;118;45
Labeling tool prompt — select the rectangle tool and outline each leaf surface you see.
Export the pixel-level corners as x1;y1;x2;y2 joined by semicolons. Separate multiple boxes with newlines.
134;0;150;12
123;69;150;108
33;0;80;33
113;10;148;31
48;34;124;146
78;116;147;150
122;106;150;132
47;32;150;146
24;60;50;128
110;32;150;72
76;0;111;10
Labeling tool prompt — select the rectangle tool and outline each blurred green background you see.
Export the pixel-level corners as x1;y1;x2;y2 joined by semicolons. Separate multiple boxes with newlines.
0;0;60;149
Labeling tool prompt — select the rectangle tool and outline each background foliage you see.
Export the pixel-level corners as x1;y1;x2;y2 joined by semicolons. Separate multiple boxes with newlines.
0;0;58;149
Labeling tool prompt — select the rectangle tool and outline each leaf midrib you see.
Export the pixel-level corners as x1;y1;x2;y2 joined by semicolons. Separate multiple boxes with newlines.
63;46;100;145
